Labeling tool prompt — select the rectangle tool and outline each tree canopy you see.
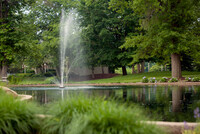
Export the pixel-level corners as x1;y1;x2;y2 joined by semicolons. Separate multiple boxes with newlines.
0;0;200;78
111;0;200;78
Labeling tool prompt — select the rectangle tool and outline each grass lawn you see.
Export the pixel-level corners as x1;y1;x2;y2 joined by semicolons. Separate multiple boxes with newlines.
77;71;200;84
18;77;47;85
2;71;200;85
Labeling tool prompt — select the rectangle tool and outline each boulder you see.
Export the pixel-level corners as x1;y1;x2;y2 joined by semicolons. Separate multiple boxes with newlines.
0;86;32;101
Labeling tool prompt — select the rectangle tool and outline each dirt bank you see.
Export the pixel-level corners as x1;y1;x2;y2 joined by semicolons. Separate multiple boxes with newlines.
8;81;200;87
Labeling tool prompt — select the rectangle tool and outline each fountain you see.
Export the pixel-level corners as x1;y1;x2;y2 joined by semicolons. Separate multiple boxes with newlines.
59;10;80;88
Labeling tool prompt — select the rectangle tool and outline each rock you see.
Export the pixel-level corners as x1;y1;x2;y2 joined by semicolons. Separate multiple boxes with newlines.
0;86;32;101
0;86;18;97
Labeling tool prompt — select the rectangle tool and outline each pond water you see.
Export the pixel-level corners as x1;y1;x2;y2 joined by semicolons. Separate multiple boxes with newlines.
11;85;200;122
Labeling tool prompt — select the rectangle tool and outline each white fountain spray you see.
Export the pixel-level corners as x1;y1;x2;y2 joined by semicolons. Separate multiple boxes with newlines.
60;10;77;88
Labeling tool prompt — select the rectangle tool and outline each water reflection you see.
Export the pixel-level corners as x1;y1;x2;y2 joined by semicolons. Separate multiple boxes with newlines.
12;85;200;122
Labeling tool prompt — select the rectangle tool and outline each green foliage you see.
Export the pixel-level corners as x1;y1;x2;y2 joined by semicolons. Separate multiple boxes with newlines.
44;77;57;84
186;77;192;82
149;77;157;83
7;75;23;84
160;77;168;82
42;95;163;134
168;77;178;83
149;64;161;72
115;0;200;74
115;67;132;74
0;89;41;134
41;95;99;134
5;71;200;85
78;0;139;69
192;77;200;82
0;0;35;69
44;70;57;77
142;76;149;83
78;71;200;84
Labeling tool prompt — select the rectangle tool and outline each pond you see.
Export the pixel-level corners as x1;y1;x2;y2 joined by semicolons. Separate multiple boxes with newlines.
11;85;200;122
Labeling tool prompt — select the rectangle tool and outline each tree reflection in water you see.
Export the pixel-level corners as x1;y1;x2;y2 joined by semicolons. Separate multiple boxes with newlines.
13;85;200;122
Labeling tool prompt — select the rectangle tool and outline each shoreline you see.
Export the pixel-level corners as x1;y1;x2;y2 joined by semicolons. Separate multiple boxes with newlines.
7;81;200;87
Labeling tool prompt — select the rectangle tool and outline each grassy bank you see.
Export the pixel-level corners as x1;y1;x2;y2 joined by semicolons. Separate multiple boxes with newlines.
41;95;164;134
0;88;41;134
78;71;200;84
2;71;200;85
0;87;164;134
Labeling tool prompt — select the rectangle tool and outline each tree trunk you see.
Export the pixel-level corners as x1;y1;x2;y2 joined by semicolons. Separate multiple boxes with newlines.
0;0;9;23
161;65;163;71
0;65;2;79
165;64;167;71
171;53;182;79
140;61;145;73
122;66;127;75
123;89;127;101
132;64;136;74
1;65;8;77
172;86;183;112
137;64;141;73
101;66;104;74
91;67;95;78
36;68;41;74
148;62;150;72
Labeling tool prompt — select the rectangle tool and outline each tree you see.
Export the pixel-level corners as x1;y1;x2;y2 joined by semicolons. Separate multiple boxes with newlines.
15;0;79;76
0;0;34;78
78;0;139;75
110;0;200;79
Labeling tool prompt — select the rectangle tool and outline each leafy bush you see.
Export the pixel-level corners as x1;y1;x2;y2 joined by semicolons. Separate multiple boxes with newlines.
0;88;41;134
192;77;200;82
186;77;192;82
16;73;33;78
149;77;157;83
142;76;149;83
182;107;200;134
41;95;164;134
44;77;58;84
41;95;97;134
149;64;161;72
44;70;56;77
115;67;132;74
168;77;178;82
7;75;23;84
31;74;44;78
160;77;168;82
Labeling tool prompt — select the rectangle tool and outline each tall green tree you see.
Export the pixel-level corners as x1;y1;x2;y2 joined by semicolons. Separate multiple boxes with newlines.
78;0;139;75
111;0;200;78
0;0;34;77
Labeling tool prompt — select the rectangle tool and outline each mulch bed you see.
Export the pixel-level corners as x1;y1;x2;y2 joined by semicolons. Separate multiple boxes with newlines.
8;81;200;87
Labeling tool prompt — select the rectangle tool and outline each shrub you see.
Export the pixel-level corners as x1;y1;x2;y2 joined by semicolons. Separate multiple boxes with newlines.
149;77;157;83
31;74;44;78
44;77;58;84
7;75;23;84
160;77;168;82
168;77;178;82
41;95;164;134
67;103;162;134
149;64;161;72
142;76;149;83
186;77;192;82
192;77;200;82
16;73;33;78
41;95;97;134
44;70;56;77
182;108;200;134
0;88;41;134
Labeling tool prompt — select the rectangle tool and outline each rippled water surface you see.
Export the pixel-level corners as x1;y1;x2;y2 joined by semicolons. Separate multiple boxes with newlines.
11;85;200;122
